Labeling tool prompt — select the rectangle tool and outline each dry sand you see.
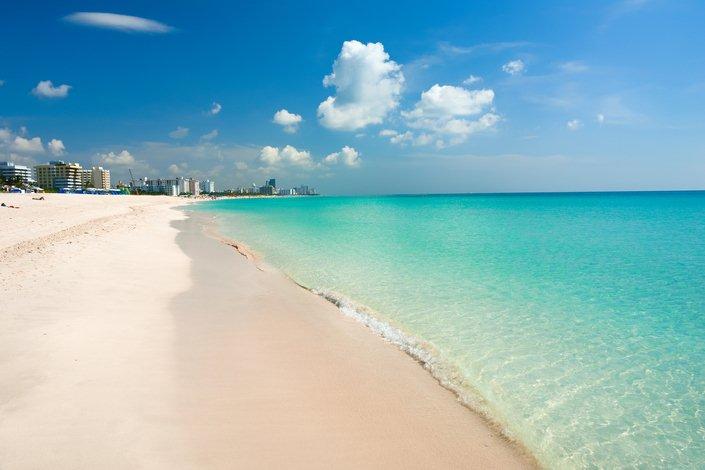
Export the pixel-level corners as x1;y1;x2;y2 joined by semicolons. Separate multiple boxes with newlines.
0;193;533;469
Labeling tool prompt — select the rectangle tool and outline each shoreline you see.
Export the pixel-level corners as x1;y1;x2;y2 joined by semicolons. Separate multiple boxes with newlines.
0;193;534;468
191;207;539;468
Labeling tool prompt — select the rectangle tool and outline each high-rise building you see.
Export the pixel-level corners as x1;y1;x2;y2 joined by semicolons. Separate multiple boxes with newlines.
200;179;216;194
91;166;110;189
35;161;83;190
188;179;201;196
259;184;276;195
268;178;276;188
0;161;35;185
144;178;179;196
81;166;111;189
177;177;190;195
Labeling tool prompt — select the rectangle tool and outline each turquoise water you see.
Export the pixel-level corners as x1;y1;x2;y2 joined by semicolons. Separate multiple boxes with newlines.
193;192;705;468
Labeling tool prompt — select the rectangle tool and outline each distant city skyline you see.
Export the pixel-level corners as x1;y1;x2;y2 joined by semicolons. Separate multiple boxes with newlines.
1;1;705;194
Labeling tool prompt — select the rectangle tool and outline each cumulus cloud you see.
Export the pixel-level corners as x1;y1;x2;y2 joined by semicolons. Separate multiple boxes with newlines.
64;12;174;33
502;59;526;76
48;139;66;156
259;146;280;166
259;145;315;169
169;126;189;139
1;128;43;159
209;102;222;115
98;150;136;166
324;146;361;168
273;109;303;133
168;163;188;175
596;113;606;125
318;40;404;131
401;84;499;146
11;136;44;154
463;75;482;85
567;119;583;131
32;80;71;99
405;85;495;118
201;129;218;141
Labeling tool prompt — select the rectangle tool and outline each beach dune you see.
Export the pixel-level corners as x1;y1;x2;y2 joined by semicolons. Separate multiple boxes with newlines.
0;194;531;469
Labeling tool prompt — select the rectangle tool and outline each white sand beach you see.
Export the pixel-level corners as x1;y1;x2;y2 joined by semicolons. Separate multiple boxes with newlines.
0;193;532;469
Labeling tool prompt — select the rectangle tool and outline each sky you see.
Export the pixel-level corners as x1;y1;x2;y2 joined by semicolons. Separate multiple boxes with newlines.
1;0;704;194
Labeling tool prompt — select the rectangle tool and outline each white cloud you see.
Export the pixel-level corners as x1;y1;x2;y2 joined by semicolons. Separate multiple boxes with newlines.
339;146;361;168
259;146;280;166
273;109;303;133
443;112;501;135
401;84;499;146
323;153;338;164
201;129;218;141
209;102;222;115
11;136;44;154
567;119;583;131
405;85;495;118
168;163;188;175
0;129;45;163
48;139;66;156
502;59;526;76
596;113;606;125
32;80;71;99
64;12;173;33
463;74;482;85
98;150;136;166
318;40;404;131
235;161;248;171
324;146;361;168
280;145;314;168
414;133;434;146
259;145;315;169
169;126;189;139
379;129;413;145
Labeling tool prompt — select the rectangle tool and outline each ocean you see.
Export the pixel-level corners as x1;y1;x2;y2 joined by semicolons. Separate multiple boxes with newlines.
193;192;705;468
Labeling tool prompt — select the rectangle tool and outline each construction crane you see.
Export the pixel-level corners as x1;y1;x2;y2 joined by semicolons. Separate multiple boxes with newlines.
129;169;140;195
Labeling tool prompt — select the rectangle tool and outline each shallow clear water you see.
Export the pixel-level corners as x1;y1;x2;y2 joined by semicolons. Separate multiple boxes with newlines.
193;192;705;468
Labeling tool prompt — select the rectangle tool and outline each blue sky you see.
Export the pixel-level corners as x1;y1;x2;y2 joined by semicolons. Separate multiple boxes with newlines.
1;0;704;194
